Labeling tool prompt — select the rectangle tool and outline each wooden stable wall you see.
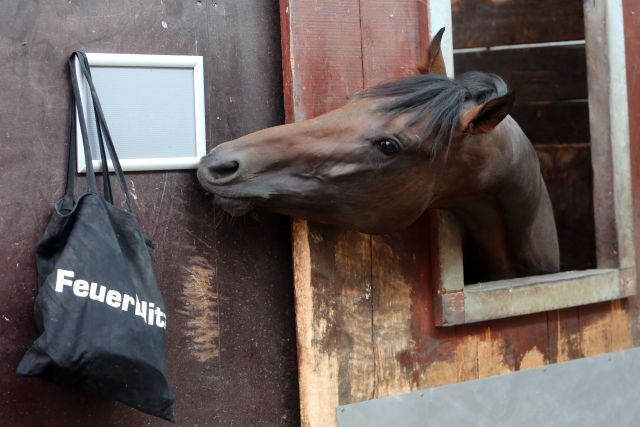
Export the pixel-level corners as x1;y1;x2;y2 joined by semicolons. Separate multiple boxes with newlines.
282;1;640;426
0;1;299;425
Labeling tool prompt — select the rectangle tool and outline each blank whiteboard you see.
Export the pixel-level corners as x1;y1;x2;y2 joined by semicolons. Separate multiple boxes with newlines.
75;53;206;172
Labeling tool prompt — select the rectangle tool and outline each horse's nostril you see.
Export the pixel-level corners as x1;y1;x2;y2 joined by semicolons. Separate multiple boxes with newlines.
207;160;240;181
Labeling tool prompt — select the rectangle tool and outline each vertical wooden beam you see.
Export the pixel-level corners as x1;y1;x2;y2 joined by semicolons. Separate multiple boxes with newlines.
361;0;467;398
431;211;465;325
579;0;636;361
280;2;372;426
604;1;635;270
360;0;428;399
425;0;454;76
584;0;633;268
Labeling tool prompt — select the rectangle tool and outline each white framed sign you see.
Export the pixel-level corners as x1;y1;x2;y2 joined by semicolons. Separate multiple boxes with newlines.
75;53;206;172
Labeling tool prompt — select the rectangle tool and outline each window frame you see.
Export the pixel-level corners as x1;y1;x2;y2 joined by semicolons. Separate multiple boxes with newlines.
428;0;637;326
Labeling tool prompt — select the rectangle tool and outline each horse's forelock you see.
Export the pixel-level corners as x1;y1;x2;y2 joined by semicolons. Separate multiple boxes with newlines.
359;71;509;156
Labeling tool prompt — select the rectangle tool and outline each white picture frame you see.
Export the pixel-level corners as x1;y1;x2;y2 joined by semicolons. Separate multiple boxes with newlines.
75;53;206;172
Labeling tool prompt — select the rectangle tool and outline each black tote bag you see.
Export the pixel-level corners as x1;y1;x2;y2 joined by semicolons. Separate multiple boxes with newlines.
17;52;175;422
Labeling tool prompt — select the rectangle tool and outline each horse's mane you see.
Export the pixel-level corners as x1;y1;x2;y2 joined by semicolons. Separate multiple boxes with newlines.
359;71;509;155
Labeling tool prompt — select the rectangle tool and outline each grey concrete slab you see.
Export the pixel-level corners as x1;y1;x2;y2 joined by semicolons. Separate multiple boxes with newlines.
338;348;640;427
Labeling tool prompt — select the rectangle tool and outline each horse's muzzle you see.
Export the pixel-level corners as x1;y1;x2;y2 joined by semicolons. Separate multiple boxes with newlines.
198;153;241;186
197;153;256;217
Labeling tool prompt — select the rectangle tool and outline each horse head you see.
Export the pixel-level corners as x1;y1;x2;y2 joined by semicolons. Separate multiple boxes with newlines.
197;28;516;235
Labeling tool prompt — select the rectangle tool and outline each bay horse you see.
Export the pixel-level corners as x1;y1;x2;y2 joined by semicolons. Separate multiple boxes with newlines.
197;28;559;282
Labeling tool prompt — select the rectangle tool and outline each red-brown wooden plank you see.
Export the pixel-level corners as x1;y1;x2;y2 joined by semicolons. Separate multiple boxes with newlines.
546;307;583;364
281;0;364;122
360;0;423;86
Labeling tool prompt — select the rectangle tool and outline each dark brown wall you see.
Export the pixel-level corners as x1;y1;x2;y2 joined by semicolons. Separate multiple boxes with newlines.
0;1;298;425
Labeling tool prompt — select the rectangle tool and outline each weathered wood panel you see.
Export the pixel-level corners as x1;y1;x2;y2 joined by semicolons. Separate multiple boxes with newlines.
464;269;634;323
451;0;585;48
360;0;456;399
0;1;298;425
281;1;368;425
454;46;588;103
284;1;547;425
285;2;639;427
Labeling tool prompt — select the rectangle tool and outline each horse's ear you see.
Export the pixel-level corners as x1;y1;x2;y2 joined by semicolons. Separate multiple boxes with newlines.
417;27;447;76
459;92;515;135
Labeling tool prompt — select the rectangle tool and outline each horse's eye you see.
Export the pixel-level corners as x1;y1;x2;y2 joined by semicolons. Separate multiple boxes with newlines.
376;139;401;156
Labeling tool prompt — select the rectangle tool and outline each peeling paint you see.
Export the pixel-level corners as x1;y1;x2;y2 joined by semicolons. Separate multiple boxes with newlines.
421;360;457;388
477;328;511;378
609;300;634;351
178;256;219;362
520;346;545;370
293;219;340;426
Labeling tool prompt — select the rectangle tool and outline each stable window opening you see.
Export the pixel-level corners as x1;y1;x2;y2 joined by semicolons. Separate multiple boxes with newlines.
427;0;636;326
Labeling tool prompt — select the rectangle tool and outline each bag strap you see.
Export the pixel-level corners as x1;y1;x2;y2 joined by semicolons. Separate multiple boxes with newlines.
76;52;112;204
94;91;114;204
62;57;113;210
60;86;78;212
74;52;135;214
62;52;136;215
67;54;98;196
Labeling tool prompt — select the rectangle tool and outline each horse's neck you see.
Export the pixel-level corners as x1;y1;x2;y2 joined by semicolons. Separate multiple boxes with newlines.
451;176;558;282
447;119;559;282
